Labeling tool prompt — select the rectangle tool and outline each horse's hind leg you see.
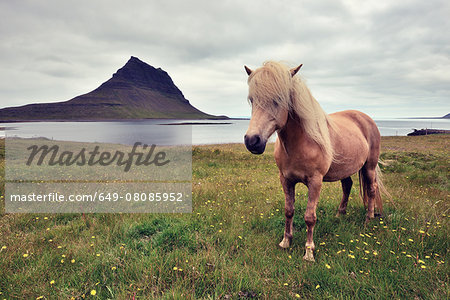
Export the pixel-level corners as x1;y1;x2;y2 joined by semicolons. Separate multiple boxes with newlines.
279;174;295;249
336;177;352;217
362;165;378;222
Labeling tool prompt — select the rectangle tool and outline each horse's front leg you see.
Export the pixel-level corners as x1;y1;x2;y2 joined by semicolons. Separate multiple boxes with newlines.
304;175;323;262
279;174;295;248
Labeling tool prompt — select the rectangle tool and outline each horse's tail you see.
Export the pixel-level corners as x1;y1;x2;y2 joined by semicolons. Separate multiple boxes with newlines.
375;163;392;213
358;162;390;214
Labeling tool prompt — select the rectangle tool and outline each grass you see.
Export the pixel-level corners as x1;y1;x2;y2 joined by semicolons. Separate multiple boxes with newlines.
0;135;448;299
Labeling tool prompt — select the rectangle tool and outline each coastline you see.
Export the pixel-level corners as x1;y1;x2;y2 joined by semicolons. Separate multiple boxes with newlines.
0;117;238;123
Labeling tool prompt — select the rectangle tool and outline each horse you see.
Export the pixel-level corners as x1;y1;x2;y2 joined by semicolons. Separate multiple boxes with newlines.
243;61;387;261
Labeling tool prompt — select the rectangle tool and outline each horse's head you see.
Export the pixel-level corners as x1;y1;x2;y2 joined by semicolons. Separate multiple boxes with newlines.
243;62;302;154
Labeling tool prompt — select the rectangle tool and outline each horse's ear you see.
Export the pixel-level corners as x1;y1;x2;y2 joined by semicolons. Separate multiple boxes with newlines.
244;65;253;76
290;64;303;77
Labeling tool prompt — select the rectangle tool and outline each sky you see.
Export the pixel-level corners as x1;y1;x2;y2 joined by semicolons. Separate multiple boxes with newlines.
0;0;449;118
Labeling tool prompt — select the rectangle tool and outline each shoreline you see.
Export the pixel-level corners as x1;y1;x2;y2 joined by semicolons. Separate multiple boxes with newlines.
3;116;450;123
0;117;237;123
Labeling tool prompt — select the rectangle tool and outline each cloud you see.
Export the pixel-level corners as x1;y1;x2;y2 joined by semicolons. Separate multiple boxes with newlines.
0;0;448;118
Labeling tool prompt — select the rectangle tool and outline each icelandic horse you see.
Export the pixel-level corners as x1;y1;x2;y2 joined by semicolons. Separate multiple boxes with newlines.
243;61;387;261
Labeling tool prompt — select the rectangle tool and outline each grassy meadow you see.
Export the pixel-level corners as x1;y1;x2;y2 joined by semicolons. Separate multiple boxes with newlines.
0;135;448;299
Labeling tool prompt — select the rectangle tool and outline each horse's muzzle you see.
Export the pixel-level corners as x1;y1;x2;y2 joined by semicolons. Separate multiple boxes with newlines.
244;134;266;154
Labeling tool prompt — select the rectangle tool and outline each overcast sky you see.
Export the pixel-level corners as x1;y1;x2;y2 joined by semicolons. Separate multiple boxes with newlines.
0;0;449;118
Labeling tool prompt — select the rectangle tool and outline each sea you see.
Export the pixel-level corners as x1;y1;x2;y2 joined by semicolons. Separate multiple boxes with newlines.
1;118;449;145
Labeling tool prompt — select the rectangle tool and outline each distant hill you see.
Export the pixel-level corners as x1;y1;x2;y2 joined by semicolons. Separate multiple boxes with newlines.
443;113;450;119
0;56;226;121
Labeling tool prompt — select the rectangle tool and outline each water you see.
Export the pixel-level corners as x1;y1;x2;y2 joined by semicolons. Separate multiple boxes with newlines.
1;118;449;145
374;119;449;136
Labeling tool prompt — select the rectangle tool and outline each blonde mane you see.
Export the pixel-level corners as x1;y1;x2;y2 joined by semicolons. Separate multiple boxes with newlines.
248;61;335;160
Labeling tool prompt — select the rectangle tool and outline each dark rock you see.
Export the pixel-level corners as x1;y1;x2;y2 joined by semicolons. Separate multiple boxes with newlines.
407;128;450;136
106;56;185;97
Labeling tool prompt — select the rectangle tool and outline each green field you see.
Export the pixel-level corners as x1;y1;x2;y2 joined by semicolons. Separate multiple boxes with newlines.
0;135;448;299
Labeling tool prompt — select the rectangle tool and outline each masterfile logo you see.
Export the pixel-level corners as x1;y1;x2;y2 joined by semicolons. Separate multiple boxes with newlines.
26;142;170;172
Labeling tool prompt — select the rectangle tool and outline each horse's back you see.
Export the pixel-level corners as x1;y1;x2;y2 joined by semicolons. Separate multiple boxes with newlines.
329;110;380;144
324;110;381;181
329;110;380;140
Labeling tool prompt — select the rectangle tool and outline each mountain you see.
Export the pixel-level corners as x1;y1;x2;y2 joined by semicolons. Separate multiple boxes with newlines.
0;56;226;121
443;113;450;119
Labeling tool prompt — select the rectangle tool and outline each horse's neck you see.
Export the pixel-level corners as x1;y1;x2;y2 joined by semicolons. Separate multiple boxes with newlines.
277;114;306;146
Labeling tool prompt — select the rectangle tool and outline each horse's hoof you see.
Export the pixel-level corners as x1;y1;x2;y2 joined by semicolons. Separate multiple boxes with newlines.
364;216;375;225
278;238;291;249
303;249;315;262
335;211;346;217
